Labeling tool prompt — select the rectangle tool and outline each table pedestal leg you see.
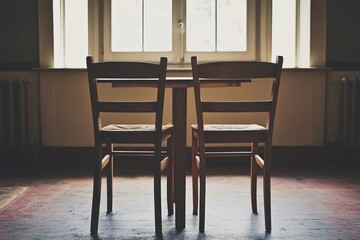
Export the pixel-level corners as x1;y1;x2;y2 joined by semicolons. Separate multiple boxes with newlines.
173;88;187;231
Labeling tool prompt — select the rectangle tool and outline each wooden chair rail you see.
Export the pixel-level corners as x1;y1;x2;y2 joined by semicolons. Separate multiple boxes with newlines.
202;101;273;112
97;101;158;112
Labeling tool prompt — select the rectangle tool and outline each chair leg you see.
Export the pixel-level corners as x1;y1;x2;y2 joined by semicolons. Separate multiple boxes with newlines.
199;145;206;233
192;132;199;215
154;144;162;236
264;144;272;232
167;137;174;216
91;147;102;235
106;144;113;214
250;142;258;214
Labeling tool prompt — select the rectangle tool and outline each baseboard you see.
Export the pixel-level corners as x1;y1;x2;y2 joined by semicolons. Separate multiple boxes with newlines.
2;145;353;167
0;147;39;166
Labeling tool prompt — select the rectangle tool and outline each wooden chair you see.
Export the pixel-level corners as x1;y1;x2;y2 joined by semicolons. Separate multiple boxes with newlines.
86;56;174;236
191;56;283;233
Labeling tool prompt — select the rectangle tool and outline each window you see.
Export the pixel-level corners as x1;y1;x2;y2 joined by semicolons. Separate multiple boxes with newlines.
53;0;88;68
104;0;255;64
51;0;314;68
272;0;311;68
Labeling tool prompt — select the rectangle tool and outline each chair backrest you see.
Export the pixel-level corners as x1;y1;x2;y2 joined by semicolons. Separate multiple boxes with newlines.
191;56;283;135
86;56;168;139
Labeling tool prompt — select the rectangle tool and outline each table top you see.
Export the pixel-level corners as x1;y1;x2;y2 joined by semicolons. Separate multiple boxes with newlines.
98;77;251;88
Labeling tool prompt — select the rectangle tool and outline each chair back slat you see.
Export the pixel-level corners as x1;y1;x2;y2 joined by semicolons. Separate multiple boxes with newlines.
97;102;158;113
89;61;161;78
197;61;279;79
202;101;273;113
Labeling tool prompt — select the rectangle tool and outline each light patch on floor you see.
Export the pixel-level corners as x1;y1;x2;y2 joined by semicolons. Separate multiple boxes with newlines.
0;187;28;210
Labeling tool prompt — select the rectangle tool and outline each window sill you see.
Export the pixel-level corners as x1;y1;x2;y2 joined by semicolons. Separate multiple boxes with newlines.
167;64;191;71
35;67;86;71
34;66;330;73
282;67;330;72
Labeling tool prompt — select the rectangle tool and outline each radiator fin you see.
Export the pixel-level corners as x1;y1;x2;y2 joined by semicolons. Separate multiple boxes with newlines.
339;77;360;146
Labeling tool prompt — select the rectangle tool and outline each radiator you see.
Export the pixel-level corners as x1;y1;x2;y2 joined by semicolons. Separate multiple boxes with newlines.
339;77;360;146
0;78;32;150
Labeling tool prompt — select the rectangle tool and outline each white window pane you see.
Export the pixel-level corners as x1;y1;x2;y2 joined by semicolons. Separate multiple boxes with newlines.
186;0;216;52
111;0;142;52
272;0;296;67
144;0;172;52
64;0;88;68
298;0;311;67
217;0;247;52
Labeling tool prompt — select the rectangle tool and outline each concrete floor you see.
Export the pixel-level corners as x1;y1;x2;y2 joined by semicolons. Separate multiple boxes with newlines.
0;163;359;239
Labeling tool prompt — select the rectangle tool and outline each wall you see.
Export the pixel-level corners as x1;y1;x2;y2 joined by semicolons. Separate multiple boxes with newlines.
326;0;360;69
39;69;326;147
39;70;93;147
274;70;326;146
0;0;39;69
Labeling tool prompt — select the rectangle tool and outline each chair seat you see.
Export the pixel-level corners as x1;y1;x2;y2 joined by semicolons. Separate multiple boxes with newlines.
192;124;268;143
100;124;173;144
192;124;266;131
102;124;173;132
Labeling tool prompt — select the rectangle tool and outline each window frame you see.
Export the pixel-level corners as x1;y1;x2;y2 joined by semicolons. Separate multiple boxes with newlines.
102;0;256;64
